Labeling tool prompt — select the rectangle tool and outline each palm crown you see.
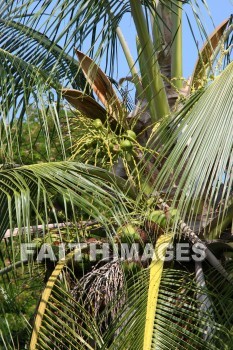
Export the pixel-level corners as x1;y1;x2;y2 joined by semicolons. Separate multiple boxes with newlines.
0;1;233;349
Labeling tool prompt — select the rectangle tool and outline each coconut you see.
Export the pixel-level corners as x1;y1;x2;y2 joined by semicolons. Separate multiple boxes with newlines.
126;130;136;140
120;139;133;151
93;118;103;129
117;223;141;243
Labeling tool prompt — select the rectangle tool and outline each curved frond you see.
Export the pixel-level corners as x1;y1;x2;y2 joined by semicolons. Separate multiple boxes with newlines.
147;61;233;237
0;18;86;90
62;89;107;121
143;234;173;350
190;17;231;90
0;161;136;241
3;0;129;77
102;266;232;349
30;250;103;350
75;50;125;124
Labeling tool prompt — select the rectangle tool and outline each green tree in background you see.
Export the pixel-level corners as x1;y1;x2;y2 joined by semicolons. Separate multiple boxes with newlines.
0;1;233;349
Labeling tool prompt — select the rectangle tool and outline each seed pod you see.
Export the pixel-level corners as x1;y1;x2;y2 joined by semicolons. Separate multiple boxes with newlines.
110;143;120;153
120;139;133;151
93;118;103;129
125;153;132;162
126;130;136;140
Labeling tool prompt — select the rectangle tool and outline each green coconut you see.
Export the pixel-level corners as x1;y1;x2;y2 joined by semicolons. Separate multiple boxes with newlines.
117;223;141;243
93;118;103;129
120;139;133;151
126;130;136;140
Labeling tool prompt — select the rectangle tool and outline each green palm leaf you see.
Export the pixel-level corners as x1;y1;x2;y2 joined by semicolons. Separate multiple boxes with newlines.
102;266;232;349
143;234;173;350
0;18;86;90
147;61;233;237
0;161;136;241
30;250;104;350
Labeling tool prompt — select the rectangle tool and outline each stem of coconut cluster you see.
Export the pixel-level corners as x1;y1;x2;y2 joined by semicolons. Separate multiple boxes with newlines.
0;261;27;276
195;261;214;341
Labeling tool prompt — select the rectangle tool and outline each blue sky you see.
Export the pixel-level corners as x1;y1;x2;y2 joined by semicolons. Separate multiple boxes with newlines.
116;0;232;80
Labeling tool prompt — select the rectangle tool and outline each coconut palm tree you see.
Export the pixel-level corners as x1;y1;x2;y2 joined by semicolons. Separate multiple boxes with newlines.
0;0;233;349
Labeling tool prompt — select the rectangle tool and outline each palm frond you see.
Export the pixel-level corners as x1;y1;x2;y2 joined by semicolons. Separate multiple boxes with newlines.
146;61;233;237
190;17;231;90
30;250;104;350
62;89;107;121
0;96;71;165
143;233;173;350
3;0;129;77
2;0;218;79
102;266;232;349
75;50;126;125
0;161;136;241
0;46;64;164
0;18;86;88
